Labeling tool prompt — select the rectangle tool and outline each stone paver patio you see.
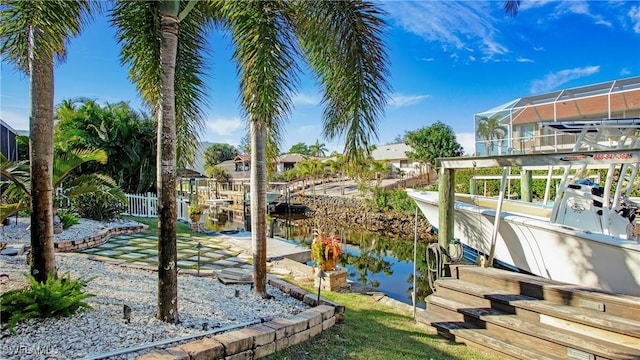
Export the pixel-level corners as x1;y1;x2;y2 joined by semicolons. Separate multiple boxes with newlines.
78;232;250;272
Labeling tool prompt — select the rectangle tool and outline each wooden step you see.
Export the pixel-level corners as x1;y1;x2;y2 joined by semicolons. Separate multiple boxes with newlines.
449;264;640;320
428;294;640;360
416;309;563;360
436;278;640;343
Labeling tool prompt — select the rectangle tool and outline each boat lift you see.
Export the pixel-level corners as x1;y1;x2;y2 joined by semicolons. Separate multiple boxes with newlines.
436;118;640;267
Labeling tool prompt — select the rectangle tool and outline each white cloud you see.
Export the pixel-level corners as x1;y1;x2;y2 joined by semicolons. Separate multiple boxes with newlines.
517;57;534;63
529;66;600;94
518;0;556;11
384;2;508;61
292;92;320;106
418;57;434;62
525;0;614;28
630;6;640;33
205;116;243;136
456;132;476;156
389;93;431;108
621;68;631;76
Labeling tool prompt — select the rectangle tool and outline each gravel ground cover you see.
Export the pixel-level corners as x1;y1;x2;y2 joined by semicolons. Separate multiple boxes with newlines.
0;219;309;359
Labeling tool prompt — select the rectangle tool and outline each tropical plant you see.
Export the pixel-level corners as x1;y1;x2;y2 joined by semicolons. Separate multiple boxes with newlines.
388;189;417;214
0;154;31;220
73;192;127;221
54;98;157;194
57;210;79;229
0;149;126;224
368;186;390;212
0;0;99;282
0;272;93;333
311;228;342;272
309;139;328;157
477;114;508;156
188;204;202;217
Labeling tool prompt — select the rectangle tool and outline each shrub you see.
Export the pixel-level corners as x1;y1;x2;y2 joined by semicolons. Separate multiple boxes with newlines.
388;189;417;214
57;210;79;229
371;187;390;212
366;188;416;214
0;272;93;333
73;192;126;221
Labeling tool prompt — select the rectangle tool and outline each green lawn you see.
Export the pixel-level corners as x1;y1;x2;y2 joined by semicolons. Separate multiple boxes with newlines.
264;289;496;360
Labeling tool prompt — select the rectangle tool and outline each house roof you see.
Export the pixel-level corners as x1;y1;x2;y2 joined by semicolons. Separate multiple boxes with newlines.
475;75;640;125
371;143;412;161
233;155;251;163
277;153;306;163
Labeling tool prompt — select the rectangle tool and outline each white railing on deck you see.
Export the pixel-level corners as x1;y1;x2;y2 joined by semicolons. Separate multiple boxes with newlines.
122;192;189;220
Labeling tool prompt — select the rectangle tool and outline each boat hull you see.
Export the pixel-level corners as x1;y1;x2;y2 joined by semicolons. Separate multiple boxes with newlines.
407;189;640;297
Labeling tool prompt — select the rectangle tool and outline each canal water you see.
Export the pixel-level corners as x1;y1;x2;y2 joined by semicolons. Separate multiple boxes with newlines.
205;213;432;308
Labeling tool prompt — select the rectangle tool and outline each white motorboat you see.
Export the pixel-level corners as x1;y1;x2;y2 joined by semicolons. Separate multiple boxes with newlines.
408;119;640;296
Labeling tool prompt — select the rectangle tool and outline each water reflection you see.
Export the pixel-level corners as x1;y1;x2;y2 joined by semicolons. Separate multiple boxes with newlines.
272;218;433;308
204;210;434;307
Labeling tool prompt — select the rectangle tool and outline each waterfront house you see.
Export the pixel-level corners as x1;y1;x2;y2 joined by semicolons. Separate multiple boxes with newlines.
474;76;640;156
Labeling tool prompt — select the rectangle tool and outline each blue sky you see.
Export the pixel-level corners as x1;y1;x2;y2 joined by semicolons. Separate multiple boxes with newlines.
2;1;639;156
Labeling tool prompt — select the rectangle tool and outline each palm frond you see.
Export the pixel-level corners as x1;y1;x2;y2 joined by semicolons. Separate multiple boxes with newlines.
0;203;28;223
111;1;162;110
52;148;107;187
294;0;391;162
503;0;520;17
0;0;99;74
1;154;31;196
174;2;213;168
222;1;300;139
112;1;213;170
63;173;126;203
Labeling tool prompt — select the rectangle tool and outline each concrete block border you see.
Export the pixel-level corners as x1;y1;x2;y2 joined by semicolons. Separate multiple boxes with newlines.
136;276;344;360
52;224;149;252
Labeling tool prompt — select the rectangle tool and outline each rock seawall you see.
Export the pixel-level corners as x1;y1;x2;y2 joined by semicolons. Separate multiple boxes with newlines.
292;195;435;240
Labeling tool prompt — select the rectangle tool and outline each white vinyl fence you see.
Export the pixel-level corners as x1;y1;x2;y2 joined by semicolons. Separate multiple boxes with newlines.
122;193;189;220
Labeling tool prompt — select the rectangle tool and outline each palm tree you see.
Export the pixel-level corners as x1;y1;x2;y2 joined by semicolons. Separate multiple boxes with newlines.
0;0;97;282
111;0;208;323
219;1;390;297
477;114;508;156
309;139;328;157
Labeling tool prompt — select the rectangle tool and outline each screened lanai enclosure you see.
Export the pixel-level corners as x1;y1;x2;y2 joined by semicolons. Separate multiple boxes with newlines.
474;76;640;156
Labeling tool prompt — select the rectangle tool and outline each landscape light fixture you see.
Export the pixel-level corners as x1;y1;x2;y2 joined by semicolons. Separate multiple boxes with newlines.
316;269;327;304
195;242;203;276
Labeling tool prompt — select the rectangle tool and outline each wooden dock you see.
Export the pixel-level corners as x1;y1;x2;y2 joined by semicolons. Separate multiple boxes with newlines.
416;264;640;360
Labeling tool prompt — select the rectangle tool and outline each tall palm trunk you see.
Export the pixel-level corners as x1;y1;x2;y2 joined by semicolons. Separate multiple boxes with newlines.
29;30;56;282
156;13;179;323
250;120;268;297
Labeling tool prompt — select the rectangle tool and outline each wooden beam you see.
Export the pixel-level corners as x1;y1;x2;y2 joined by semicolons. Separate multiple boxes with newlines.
438;167;455;250
521;170;533;202
438;148;640;169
